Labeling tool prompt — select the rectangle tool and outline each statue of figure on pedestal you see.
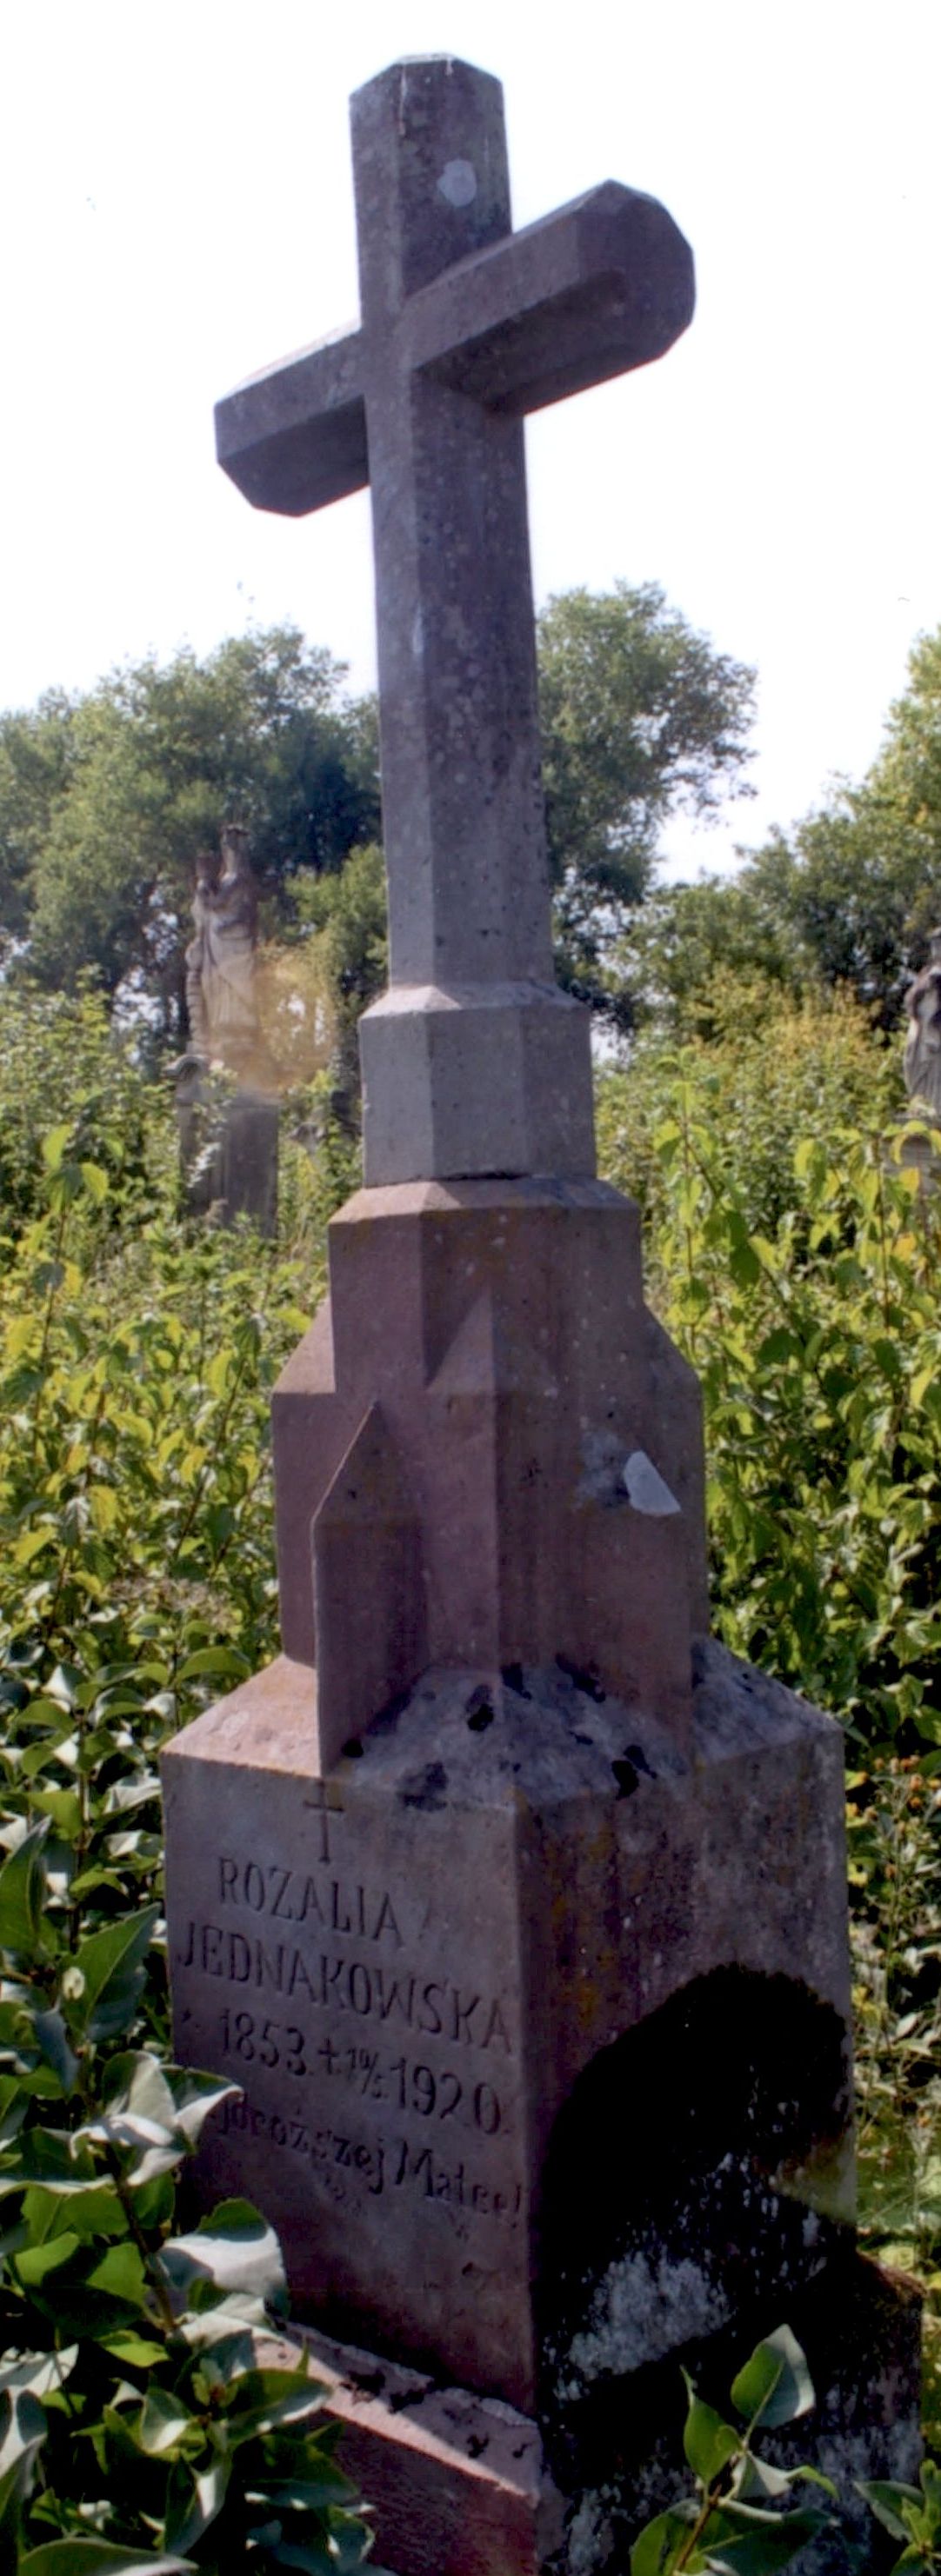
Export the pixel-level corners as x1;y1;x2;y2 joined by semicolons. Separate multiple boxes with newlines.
175;824;278;1234
184;824;259;1074
904;927;941;1116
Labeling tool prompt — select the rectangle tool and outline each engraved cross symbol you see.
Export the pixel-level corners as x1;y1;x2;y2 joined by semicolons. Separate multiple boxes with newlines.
217;57;694;1185
303;1784;340;1864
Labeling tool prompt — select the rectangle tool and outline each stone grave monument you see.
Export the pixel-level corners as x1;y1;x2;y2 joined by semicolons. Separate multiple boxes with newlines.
176;822;278;1235
164;57;920;2575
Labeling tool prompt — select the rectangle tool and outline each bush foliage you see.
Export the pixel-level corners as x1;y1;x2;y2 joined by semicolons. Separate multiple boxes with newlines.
0;991;370;2566
0;977;940;2549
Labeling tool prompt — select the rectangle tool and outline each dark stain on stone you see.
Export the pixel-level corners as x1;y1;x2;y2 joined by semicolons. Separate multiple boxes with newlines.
370;1685;415;1736
399;1761;448;1810
342;1735;365;1760
611;1757;638;1798
466;2433;490;2457
624;1740;654;1778
467;1697;496;1732
557;1653;606;1701
348;2366;386;2397
501;1662;531;1696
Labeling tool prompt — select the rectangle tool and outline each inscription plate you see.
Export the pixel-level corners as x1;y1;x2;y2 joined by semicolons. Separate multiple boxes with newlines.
164;1680;531;2398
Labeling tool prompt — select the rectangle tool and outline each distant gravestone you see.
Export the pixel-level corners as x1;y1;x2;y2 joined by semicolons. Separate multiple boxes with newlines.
904;925;941;1115
176;824;277;1234
164;57;920;2576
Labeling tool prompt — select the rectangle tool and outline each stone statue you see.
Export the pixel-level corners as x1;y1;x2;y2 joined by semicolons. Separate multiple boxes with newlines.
904;927;941;1116
184;824;260;1075
176;824;278;1233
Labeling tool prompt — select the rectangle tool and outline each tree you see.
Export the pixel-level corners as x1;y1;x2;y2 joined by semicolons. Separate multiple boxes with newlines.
628;622;941;1042
537;581;756;1021
0;689;77;953
291;842;389;1130
9;629;379;1035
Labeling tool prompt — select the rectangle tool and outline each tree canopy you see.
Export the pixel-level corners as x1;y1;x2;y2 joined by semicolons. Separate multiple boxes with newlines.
625;623;941;1039
0;587;759;1050
1;627;379;1035
537;580;757;1020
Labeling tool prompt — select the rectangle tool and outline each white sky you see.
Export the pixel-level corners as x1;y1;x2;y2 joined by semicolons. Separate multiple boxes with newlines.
2;0;939;877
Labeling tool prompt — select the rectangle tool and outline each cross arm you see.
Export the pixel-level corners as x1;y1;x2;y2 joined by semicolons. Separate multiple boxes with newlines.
404;182;694;416
215;326;367;516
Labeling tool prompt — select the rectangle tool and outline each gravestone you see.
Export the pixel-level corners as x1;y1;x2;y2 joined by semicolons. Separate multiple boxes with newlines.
176;825;278;1235
164;57;920;2576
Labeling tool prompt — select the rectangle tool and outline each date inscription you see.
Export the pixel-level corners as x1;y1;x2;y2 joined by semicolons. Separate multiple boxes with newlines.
218;2009;503;2133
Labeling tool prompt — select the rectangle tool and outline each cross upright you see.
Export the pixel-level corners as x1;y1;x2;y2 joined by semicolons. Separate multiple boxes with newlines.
217;57;694;1185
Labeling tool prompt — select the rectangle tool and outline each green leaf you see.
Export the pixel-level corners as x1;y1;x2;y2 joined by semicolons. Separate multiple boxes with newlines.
136;2384;199;2457
160;2199;285;2310
21;2547;196;2574
86;2240;148;2308
730;2326;815;2429
0;2349;77;2399
702;2504;830;2576
32;2010;78;2095
221;2363;330;2445
631;2506;699;2576
15;2230;82;2286
176;1646;250;1683
163;2065;241;2146
72;1904;160;2042
164;2452;232;2553
96;2328;166;2367
682;2379;740;2485
40;1124;73;1176
0;1823;49;1960
856;2480;921;2541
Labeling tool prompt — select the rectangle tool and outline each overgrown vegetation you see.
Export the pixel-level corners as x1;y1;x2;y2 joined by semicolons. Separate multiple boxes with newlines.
598;985;941;2434
0;990;369;2564
1;962;940;2552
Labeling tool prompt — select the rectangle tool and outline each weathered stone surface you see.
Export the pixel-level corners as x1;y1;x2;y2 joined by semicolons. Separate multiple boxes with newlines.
265;2323;565;2576
176;1075;278;1235
269;1180;706;1766
358;983;595;1188
216;57;693;1183
163;1637;851;2415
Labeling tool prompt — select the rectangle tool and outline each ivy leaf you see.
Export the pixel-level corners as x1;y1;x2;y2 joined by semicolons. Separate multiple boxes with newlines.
135;2383;200;2458
32;2010;78;2096
855;2480;921;2541
164;2453;232;2554
0;1824;50;1961
631;2505;699;2576
159;2200;285;2312
730;2326;815;2430
682;2378;740;2485
702;2504;830;2575
70;1905;160;2042
20;2546;196;2573
221;2362;330;2445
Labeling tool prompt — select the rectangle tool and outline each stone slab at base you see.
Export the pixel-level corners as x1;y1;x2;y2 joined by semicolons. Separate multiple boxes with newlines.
269;2322;564;2576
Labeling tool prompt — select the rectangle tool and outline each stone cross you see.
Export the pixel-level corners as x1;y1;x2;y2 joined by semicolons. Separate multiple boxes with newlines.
217;57;694;1184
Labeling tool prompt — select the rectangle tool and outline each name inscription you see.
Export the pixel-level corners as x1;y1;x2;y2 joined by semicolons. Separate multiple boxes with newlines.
175;1833;523;2236
177;1917;512;2053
